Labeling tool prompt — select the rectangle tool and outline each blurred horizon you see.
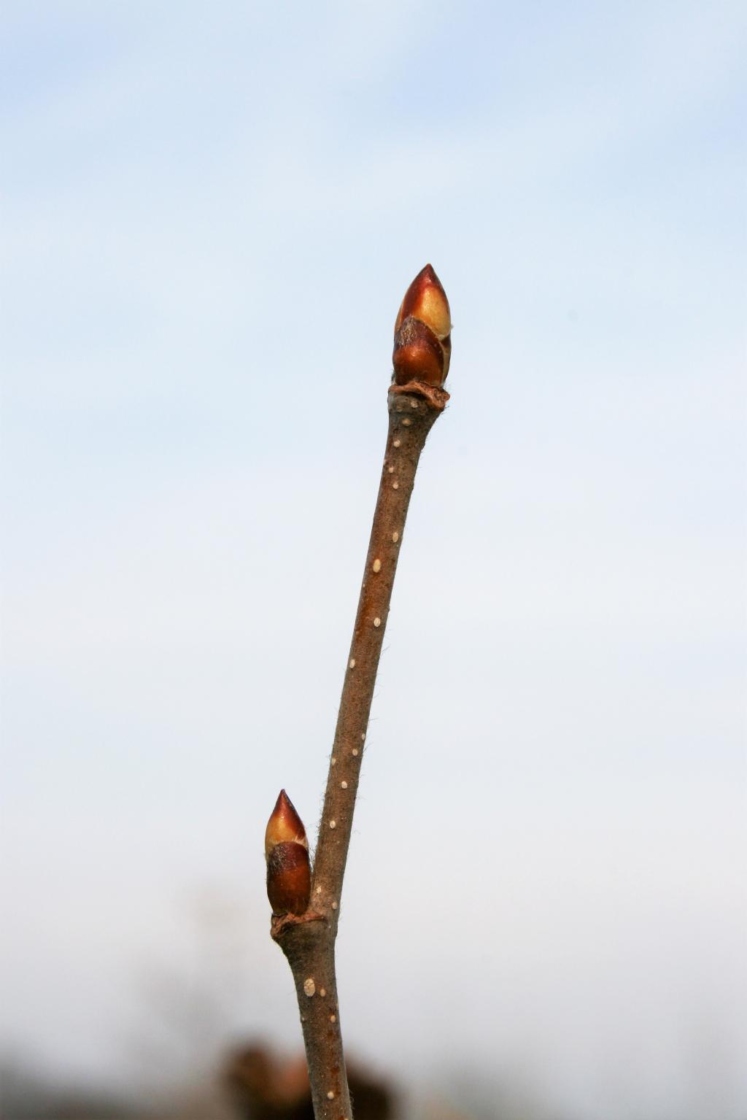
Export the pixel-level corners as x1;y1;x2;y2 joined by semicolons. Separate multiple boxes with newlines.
2;2;746;1118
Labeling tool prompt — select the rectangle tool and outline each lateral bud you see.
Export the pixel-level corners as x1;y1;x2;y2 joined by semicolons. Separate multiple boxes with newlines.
265;790;311;916
393;264;452;388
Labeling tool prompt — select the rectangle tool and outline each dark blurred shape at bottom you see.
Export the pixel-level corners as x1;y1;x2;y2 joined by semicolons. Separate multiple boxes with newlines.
223;1042;394;1120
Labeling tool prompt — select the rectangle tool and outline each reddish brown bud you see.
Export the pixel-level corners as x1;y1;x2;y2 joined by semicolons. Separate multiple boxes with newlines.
394;263;452;342
265;791;311;916
265;789;308;857
393;264;451;388
266;841;311;916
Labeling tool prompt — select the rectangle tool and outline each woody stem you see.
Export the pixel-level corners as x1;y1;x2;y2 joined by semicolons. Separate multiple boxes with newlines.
273;385;446;1119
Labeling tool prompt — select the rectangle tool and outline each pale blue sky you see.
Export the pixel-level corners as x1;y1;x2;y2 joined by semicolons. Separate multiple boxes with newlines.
2;3;746;1117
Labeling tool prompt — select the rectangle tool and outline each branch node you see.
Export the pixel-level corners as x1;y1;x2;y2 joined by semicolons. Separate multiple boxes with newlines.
388;381;450;411
270;909;325;943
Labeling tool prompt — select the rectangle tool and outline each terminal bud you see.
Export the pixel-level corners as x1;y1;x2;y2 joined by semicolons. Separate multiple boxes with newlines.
393;264;452;388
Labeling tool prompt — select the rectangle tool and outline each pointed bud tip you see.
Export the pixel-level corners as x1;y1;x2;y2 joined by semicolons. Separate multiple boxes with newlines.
265;789;308;857
395;264;451;341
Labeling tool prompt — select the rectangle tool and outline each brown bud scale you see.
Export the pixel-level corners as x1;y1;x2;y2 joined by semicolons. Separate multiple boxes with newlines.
393;316;447;387
266;841;311;916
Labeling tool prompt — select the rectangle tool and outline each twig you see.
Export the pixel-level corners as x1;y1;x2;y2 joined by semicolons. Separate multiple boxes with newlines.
265;265;451;1119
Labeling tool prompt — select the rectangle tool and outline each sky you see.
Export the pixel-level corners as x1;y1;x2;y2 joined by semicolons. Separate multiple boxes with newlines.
1;2;746;1117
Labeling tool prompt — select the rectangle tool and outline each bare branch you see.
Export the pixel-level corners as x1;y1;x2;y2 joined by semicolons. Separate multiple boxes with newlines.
266;264;451;1119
